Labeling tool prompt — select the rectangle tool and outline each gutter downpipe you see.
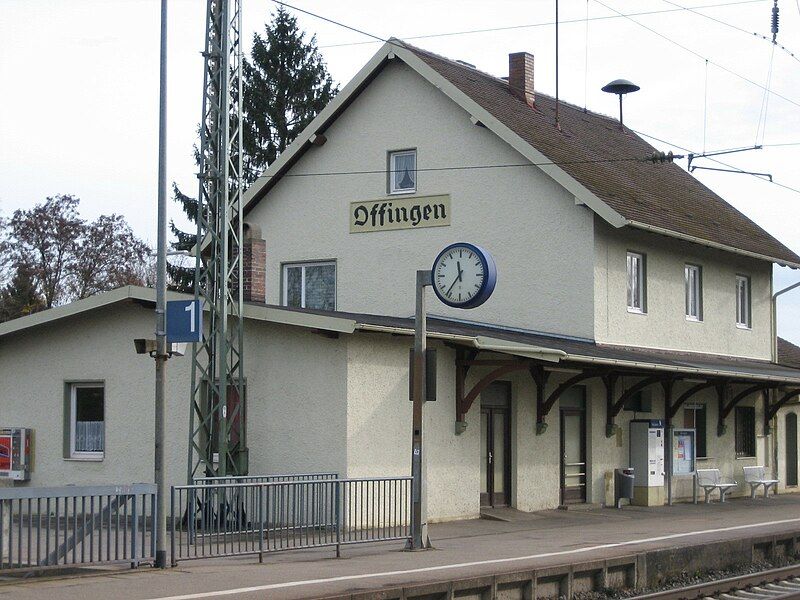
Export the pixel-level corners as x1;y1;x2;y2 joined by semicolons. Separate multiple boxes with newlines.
770;279;800;483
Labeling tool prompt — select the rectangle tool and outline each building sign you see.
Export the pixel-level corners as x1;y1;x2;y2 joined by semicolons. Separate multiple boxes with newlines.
350;195;450;233
166;299;202;343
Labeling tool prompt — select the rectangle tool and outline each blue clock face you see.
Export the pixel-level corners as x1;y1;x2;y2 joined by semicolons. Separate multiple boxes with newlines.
431;243;497;309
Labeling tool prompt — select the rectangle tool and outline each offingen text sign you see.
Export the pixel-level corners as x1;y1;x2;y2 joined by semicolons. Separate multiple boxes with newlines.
167;299;202;343
350;194;450;233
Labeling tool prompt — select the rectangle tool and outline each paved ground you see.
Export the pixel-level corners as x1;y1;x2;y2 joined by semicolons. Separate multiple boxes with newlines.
2;495;800;600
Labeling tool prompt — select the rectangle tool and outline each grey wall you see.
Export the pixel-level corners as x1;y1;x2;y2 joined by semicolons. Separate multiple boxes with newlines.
594;220;773;359
247;60;596;339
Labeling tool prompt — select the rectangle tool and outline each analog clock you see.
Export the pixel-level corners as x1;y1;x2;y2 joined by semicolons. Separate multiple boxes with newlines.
431;243;497;309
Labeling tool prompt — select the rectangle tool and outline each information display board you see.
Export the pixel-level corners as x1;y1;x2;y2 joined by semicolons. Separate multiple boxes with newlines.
672;428;696;475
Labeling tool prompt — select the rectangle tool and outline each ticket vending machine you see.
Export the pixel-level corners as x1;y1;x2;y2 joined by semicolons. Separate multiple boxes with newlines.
629;420;665;506
0;428;32;481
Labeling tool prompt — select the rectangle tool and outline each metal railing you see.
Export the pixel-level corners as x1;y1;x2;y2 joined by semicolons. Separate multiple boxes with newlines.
0;484;157;572
170;476;411;564
192;472;337;485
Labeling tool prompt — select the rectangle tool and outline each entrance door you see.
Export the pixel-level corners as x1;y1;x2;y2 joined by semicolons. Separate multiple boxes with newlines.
560;408;586;504
787;413;798;487
480;383;511;507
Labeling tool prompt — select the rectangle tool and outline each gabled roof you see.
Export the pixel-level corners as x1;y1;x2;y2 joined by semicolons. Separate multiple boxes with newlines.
243;39;800;268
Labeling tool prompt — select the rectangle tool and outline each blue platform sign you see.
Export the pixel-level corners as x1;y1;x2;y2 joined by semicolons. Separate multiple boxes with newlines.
166;300;202;343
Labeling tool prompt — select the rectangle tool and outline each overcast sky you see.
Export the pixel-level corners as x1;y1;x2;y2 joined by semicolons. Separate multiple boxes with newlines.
2;0;799;343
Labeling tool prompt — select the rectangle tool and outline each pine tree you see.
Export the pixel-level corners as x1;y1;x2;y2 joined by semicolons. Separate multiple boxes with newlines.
169;7;338;292
0;266;46;322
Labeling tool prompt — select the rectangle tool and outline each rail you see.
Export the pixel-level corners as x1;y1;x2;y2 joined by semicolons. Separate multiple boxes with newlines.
629;563;800;600
170;476;411;564
0;483;157;572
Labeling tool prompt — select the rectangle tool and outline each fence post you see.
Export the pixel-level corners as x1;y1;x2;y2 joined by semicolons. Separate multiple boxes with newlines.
0;499;8;568
335;481;341;558
131;494;139;568
170;487;176;567
258;485;264;563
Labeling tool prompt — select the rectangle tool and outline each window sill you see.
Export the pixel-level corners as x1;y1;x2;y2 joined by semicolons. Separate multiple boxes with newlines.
627;308;647;315
736;324;752;331
735;456;757;460
65;455;104;462
696;456;713;461
686;316;703;323
388;189;416;196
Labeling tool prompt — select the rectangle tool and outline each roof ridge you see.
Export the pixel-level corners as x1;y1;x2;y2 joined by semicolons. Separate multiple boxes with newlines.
393;38;622;127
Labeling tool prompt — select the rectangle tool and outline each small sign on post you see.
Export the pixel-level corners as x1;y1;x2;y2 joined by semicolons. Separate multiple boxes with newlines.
166;300;202;343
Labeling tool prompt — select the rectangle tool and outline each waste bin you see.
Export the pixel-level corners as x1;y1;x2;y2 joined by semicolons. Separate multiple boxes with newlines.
614;467;635;508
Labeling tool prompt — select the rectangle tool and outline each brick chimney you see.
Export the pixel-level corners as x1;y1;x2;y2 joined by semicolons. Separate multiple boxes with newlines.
508;52;535;108
242;222;266;304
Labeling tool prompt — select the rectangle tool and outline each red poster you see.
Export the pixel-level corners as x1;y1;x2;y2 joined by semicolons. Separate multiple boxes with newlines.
0;435;11;471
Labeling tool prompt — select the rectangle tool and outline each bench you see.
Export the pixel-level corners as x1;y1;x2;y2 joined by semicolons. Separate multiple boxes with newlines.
696;468;738;503
743;466;779;498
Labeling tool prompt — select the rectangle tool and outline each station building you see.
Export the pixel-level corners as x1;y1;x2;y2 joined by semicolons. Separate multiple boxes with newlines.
2;40;800;521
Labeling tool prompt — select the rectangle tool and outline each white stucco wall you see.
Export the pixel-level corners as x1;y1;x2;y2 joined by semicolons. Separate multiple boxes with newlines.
594;220;773;359
0;302;349;491
247;59;596;339
0;304;189;490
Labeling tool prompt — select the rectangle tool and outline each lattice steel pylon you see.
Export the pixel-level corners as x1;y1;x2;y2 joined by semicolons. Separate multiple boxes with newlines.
187;0;246;481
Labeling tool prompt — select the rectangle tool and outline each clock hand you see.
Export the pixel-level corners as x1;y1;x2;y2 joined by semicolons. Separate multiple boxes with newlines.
446;273;460;296
457;261;463;281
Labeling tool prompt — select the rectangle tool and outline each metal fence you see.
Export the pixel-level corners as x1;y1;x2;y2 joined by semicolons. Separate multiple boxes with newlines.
191;472;338;486
170;476;411;564
0;484;157;572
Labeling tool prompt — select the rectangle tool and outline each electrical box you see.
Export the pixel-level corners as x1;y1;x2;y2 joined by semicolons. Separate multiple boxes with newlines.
629;420;664;506
0;428;32;481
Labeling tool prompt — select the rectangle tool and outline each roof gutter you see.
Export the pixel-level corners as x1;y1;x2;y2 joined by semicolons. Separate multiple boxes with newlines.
355;323;565;362
626;220;800;269
563;352;800;385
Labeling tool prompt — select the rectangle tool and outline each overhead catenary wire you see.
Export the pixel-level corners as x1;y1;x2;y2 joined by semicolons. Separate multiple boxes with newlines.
633;128;800;196
318;0;769;48
755;43;777;145
259;155;683;180
661;0;800;62
592;0;800;110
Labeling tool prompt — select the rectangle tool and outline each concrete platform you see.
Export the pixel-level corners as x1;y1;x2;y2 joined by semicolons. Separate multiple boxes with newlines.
2;494;800;600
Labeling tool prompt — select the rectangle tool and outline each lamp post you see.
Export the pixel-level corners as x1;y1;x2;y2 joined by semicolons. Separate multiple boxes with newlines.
154;0;169;569
409;269;432;550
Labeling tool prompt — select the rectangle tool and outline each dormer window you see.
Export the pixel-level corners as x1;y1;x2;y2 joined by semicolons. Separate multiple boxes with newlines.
388;149;416;194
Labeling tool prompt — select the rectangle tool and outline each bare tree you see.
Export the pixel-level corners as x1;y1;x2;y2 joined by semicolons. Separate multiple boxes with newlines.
3;195;83;308
0;195;152;313
68;214;151;300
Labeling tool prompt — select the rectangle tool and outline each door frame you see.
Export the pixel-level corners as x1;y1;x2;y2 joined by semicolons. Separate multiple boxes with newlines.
787;412;798;487
559;407;587;505
480;383;512;508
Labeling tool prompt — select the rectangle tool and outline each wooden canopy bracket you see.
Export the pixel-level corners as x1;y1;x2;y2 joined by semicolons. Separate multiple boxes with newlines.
604;374;667;437
666;380;718;421
531;365;551;434
716;383;771;436
766;388;800;422
539;370;603;434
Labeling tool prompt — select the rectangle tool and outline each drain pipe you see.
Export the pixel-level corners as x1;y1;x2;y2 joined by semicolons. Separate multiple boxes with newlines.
770;279;800;482
772;280;800;362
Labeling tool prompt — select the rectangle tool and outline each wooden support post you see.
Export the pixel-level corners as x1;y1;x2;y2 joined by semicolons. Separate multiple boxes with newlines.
716;382;729;437
530;366;549;435
604;373;619;437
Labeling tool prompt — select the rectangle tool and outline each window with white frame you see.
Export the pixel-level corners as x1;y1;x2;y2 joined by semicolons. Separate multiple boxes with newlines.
67;383;105;459
685;264;703;321
388;149;416;194
736;274;751;328
282;261;336;311
626;251;646;313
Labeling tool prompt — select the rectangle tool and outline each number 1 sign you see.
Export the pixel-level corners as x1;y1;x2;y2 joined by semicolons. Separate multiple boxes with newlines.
166;300;202;343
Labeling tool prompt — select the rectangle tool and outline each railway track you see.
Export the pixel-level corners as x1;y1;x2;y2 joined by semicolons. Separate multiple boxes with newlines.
630;563;800;600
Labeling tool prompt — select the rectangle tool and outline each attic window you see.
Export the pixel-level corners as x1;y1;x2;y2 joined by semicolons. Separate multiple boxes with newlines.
388;150;417;194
